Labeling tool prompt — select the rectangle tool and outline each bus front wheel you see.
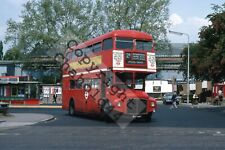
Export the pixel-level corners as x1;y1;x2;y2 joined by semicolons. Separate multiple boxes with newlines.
69;100;75;116
142;112;152;122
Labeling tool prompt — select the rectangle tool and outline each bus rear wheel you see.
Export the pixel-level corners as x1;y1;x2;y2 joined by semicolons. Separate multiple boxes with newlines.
69;100;75;116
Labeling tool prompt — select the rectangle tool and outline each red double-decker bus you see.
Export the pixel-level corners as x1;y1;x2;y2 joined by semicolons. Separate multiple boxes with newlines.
62;30;157;121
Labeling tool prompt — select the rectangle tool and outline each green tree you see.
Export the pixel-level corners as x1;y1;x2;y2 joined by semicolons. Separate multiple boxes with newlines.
0;41;3;60
5;0;171;56
180;43;209;80
101;0;171;50
180;3;225;82
4;47;23;60
5;0;97;56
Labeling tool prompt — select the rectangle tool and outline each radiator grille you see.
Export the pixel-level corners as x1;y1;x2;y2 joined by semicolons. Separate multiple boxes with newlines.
127;99;147;115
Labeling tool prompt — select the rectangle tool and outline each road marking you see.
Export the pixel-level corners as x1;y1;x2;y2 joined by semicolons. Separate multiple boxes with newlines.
213;131;225;136
0;133;21;136
198;131;205;134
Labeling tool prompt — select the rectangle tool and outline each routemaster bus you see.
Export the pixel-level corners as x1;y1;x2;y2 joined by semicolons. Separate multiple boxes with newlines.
62;30;157;121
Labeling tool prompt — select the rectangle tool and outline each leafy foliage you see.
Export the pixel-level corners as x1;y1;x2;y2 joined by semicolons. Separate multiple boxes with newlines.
5;0;96;56
5;0;171;56
4;47;23;60
101;0;171;50
181;3;225;82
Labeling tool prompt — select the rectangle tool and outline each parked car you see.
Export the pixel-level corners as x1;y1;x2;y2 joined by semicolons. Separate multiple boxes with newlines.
162;93;180;105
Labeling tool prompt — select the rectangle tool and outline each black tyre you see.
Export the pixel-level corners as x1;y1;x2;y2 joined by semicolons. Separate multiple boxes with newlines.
101;99;113;115
100;100;113;122
142;112;152;122
69;100;75;116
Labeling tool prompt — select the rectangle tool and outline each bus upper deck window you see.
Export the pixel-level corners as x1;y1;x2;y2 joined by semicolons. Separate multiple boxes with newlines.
103;38;113;50
85;46;92;55
116;38;133;49
93;43;102;53
136;40;152;51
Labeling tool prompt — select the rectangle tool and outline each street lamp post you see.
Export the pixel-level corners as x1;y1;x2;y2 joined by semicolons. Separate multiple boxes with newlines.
169;30;190;104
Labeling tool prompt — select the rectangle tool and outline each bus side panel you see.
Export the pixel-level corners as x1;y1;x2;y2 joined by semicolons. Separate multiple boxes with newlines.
62;78;86;112
86;88;102;114
101;51;112;68
62;78;70;110
71;89;86;112
62;89;69;110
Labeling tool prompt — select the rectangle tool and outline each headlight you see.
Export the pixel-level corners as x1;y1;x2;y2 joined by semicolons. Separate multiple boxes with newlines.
117;101;122;107
150;102;155;107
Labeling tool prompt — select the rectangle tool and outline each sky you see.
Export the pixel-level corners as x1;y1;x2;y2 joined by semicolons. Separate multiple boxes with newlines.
0;0;225;53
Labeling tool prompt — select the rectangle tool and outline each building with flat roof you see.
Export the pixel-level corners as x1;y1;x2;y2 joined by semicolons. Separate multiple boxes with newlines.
0;61;40;105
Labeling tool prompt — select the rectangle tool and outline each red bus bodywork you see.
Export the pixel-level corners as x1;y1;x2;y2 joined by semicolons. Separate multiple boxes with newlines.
62;30;157;121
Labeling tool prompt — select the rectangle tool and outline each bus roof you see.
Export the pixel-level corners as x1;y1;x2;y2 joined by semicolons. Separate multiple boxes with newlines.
71;30;153;50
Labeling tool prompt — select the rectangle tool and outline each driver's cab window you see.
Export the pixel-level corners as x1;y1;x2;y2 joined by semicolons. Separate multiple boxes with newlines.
134;74;146;90
135;79;144;90
115;72;134;89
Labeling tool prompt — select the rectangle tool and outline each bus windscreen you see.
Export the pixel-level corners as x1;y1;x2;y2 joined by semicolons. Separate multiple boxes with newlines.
136;40;152;51
116;38;133;49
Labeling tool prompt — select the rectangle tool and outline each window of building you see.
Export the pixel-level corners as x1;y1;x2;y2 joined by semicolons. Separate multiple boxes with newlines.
116;38;133;49
136;40;152;51
9;78;17;82
0;86;4;96
19;76;28;82
103;38;113;50
11;86;18;96
18;86;25;97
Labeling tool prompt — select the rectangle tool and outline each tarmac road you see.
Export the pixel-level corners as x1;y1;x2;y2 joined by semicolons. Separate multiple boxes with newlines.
0;103;225;150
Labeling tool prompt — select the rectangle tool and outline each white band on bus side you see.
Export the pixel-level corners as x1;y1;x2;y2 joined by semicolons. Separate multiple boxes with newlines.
62;67;156;78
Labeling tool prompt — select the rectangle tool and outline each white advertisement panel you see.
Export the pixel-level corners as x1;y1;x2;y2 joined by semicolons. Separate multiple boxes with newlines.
113;50;124;68
145;80;173;93
147;52;156;72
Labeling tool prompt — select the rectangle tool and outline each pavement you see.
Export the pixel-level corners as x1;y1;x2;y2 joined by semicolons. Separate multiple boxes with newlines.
0;113;55;130
0;104;59;130
181;102;225;108
157;100;225;108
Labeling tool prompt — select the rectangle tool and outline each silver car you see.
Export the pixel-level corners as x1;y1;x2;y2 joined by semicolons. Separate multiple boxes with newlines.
162;93;180;105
